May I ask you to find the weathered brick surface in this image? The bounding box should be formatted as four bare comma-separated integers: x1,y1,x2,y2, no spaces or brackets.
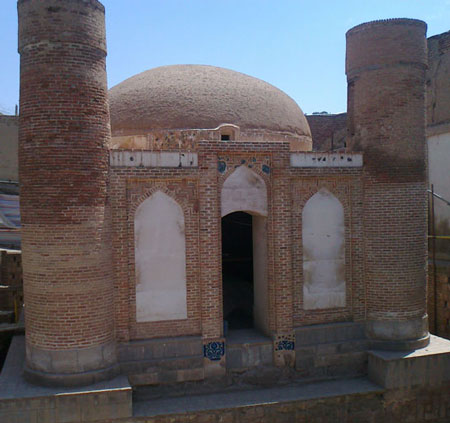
428,264,450,338
306,113,347,152
18,0,116,376
427,30,450,129
346,19,428,343
0,250,22,311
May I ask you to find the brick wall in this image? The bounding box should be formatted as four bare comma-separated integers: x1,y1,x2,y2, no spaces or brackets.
110,142,367,366
427,30,450,128
428,263,450,338
306,113,347,152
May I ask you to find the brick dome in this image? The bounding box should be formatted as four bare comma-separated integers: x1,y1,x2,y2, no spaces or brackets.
109,65,311,140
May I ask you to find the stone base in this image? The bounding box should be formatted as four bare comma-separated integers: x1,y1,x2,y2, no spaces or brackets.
365,315,429,350
369,334,430,351
23,363,120,388
295,322,369,379
0,336,132,422
118,336,204,386
368,335,450,389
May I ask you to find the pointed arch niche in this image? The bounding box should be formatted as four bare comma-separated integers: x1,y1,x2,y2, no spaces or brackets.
134,191,187,322
302,188,346,310
221,166,269,335
221,165,267,218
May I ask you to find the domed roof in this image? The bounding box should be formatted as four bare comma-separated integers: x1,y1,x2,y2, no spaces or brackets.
109,65,311,138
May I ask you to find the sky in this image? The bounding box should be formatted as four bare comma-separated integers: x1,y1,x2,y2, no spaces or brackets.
1,0,449,116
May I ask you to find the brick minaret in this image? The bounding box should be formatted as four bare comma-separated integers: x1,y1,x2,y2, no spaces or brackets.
346,19,429,349
18,0,117,385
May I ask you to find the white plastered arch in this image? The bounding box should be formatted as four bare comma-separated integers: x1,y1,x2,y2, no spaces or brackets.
134,191,187,322
221,166,267,218
302,188,346,310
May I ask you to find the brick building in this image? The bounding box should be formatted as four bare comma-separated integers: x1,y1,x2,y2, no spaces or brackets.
1,2,450,421
0,4,448,422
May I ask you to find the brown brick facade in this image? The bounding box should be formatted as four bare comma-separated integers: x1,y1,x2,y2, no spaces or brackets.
109,143,367,373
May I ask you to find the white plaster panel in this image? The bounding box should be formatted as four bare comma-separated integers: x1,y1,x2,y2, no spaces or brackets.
290,152,363,168
221,166,268,217
428,132,450,226
302,189,346,310
134,191,187,322
110,151,197,168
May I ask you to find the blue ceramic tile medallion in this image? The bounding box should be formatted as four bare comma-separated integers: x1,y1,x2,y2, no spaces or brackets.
204,341,225,361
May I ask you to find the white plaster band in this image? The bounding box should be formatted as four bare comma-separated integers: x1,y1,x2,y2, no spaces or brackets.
290,153,363,168
110,151,198,168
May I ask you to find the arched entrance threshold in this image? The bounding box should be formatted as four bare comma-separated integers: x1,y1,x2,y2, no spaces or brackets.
222,212,269,335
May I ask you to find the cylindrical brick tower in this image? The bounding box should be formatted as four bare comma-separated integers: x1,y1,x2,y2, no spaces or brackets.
346,19,429,349
18,0,117,385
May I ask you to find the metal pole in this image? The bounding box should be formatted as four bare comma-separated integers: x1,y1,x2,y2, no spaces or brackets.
431,184,437,334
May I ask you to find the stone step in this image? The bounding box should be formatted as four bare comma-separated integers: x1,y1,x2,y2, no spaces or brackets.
295,322,365,347
296,350,368,379
118,335,202,362
133,377,383,418
121,355,204,387
120,354,203,374
226,342,273,371
225,329,273,371
296,339,370,357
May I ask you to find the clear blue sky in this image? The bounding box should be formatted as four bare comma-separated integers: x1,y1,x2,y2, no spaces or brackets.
1,0,449,115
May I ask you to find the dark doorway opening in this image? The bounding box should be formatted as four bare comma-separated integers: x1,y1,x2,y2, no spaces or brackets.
222,212,254,331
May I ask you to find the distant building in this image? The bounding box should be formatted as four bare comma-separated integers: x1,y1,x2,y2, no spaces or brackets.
0,115,19,250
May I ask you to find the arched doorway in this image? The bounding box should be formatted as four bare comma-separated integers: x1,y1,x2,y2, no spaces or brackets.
221,166,269,336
